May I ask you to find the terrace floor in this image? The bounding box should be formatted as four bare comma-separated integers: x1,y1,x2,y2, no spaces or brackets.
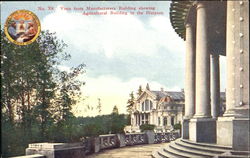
86,143,168,158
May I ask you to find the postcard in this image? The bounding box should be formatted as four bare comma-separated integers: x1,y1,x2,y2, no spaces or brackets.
1,1,249,158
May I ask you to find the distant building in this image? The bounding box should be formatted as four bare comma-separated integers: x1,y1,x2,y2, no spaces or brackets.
130,84,225,133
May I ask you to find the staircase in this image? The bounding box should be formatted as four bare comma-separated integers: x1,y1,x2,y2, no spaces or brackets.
152,138,250,158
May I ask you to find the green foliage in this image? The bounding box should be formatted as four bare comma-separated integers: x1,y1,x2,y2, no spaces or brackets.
140,124,155,132
1,27,129,157
173,123,181,130
1,29,85,157
127,91,135,115
110,114,127,134
126,114,131,125
137,85,143,96
82,123,103,137
112,105,119,114
96,98,102,115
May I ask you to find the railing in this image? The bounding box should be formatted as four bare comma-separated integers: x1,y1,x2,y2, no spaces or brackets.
82,130,180,155
23,130,180,158
100,134,118,149
125,133,147,146
82,137,92,155
154,131,179,143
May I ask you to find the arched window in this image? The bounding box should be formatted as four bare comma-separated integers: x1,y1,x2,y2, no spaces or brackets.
150,101,153,110
141,102,145,111
145,100,149,111
142,100,153,111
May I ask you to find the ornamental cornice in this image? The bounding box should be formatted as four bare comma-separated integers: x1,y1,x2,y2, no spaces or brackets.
169,1,194,40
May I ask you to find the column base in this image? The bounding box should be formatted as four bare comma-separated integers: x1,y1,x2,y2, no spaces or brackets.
189,118,216,143
223,108,249,118
182,119,190,139
217,117,250,151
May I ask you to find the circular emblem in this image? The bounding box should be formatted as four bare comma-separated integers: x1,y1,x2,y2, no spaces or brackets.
4,10,41,45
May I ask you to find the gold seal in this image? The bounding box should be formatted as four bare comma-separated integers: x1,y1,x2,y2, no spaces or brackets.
4,10,41,45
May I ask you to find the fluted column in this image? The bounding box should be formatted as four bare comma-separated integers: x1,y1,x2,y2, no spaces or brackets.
194,2,211,118
184,23,196,119
211,54,220,118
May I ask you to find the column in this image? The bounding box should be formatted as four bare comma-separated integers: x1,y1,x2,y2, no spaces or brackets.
137,115,139,126
194,2,211,118
217,0,249,150
135,114,137,126
184,23,196,119
189,2,216,143
183,21,196,139
139,114,142,125
211,54,220,118
223,0,249,117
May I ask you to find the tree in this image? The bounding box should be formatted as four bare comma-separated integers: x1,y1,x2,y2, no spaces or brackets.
55,63,85,121
1,29,86,156
137,85,143,96
146,83,150,90
127,91,135,114
112,105,119,115
96,98,102,115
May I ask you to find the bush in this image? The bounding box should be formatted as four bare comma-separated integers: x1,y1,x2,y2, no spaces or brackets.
173,123,181,130
140,124,155,132
83,123,103,137
110,114,127,134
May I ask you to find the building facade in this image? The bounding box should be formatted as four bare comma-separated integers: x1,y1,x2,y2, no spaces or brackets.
130,85,226,133
131,86,185,132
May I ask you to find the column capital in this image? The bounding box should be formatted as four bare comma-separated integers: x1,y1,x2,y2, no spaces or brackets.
211,54,220,59
196,2,207,10
185,23,192,28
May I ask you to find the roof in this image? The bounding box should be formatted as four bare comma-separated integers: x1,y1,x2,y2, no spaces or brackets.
165,91,185,101
151,91,167,99
149,90,225,102
151,91,184,101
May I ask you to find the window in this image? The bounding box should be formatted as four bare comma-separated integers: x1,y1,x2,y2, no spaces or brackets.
145,100,149,111
163,117,167,126
145,114,149,124
142,99,152,111
141,102,145,111
158,117,161,126
150,101,153,110
171,116,175,126
142,115,145,124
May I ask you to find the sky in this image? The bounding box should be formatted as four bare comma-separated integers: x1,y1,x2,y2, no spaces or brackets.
1,1,226,116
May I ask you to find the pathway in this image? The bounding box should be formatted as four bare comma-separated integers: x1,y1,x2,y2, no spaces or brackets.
86,143,168,158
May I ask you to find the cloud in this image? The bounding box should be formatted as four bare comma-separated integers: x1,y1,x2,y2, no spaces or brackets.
73,74,181,117
41,5,186,117
42,5,184,58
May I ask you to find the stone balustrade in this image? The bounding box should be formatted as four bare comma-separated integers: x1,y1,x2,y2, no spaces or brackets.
154,131,179,143
125,133,147,146
17,130,180,158
99,134,119,149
